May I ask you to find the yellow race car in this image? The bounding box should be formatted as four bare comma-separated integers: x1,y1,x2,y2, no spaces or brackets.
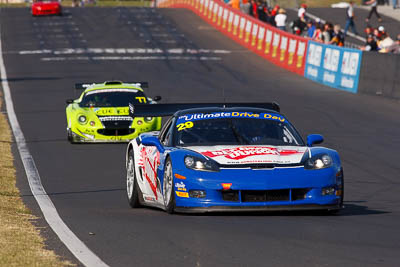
66,81,161,143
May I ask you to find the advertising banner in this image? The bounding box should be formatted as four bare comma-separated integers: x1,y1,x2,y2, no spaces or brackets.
157,0,307,76
304,41,362,93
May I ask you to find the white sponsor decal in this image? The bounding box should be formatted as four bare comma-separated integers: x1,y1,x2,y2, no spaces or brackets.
245,21,252,33
323,48,340,72
307,43,322,67
288,39,297,53
280,36,288,50
297,41,306,56
175,182,186,189
223,8,228,20
341,51,359,76
272,33,280,47
218,5,223,17
190,145,306,165
258,27,265,39
307,66,318,77
323,71,335,83
265,30,272,42
233,14,239,26
252,24,258,35
341,76,354,88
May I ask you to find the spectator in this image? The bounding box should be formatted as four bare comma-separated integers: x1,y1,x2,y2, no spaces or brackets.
228,0,240,10
240,0,251,15
361,35,379,51
329,24,345,46
364,25,374,38
365,0,382,22
393,0,398,9
385,34,400,53
378,32,395,51
322,23,333,43
257,0,268,23
275,8,287,31
249,0,257,17
313,24,323,42
373,27,383,41
306,20,316,38
298,3,307,22
344,1,359,36
268,4,279,25
291,18,306,35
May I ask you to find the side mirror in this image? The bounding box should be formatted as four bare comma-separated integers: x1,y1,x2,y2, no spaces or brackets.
66,99,74,104
141,136,165,153
307,134,324,147
153,96,162,101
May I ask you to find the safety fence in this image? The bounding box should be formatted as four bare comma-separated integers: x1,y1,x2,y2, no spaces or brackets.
157,0,369,95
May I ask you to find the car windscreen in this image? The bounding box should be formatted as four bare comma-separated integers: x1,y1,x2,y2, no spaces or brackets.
79,89,147,107
175,111,304,146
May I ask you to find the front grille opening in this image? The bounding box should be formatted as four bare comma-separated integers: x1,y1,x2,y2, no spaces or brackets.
221,190,239,202
97,128,135,136
241,189,290,202
292,188,311,201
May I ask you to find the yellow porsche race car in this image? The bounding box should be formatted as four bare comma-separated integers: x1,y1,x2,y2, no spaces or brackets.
66,81,162,143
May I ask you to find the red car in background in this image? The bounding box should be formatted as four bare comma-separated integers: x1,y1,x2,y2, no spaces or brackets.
32,0,62,16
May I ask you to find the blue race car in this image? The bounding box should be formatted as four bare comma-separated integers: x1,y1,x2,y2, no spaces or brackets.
125,103,344,213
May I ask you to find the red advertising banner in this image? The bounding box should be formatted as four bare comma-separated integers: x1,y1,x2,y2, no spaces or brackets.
157,0,307,75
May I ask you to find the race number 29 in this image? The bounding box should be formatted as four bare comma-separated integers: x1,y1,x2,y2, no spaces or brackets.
176,121,194,131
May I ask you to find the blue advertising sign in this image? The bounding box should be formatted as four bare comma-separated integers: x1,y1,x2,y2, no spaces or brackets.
304,41,362,93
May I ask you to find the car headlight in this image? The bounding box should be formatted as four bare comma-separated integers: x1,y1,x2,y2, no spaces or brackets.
304,154,332,170
78,115,87,124
184,156,219,172
144,117,153,122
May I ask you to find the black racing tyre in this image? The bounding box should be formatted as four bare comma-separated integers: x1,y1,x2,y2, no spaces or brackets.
163,158,175,214
67,129,72,142
126,150,142,208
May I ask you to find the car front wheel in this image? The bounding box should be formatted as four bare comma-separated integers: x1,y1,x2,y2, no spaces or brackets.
163,159,175,214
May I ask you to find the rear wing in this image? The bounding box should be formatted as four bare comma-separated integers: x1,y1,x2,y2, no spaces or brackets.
75,81,149,90
129,102,280,118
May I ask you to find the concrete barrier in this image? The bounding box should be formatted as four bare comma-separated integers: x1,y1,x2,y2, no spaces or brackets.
358,52,400,99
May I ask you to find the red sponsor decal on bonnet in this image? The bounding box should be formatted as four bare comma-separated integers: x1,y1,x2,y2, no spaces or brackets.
201,146,301,160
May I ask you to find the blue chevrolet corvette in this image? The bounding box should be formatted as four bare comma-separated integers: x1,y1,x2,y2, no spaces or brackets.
125,103,344,213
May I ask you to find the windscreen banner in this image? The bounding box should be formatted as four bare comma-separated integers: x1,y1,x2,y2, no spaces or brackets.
304,41,362,93
156,0,307,76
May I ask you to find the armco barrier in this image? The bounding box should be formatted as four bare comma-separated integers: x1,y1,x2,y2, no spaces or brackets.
157,0,307,76
358,52,400,99
304,41,362,94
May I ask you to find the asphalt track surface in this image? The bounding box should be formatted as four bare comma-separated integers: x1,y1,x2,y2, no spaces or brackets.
1,7,400,267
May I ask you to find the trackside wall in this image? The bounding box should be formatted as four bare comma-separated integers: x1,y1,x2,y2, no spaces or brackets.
304,41,362,94
156,0,369,96
158,0,307,75
358,52,400,99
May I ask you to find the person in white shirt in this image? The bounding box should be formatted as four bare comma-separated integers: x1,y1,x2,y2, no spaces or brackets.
365,0,382,22
344,1,358,36
298,3,306,22
275,8,287,31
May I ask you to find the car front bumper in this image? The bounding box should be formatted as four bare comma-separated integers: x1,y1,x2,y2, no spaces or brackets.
172,166,343,212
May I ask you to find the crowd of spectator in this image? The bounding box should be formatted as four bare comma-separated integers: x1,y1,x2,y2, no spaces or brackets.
227,0,289,31
361,25,400,53
225,0,399,53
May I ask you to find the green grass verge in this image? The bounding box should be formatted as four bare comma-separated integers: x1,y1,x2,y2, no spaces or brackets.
0,94,74,266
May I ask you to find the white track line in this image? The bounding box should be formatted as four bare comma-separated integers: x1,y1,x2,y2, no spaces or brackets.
0,11,109,267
